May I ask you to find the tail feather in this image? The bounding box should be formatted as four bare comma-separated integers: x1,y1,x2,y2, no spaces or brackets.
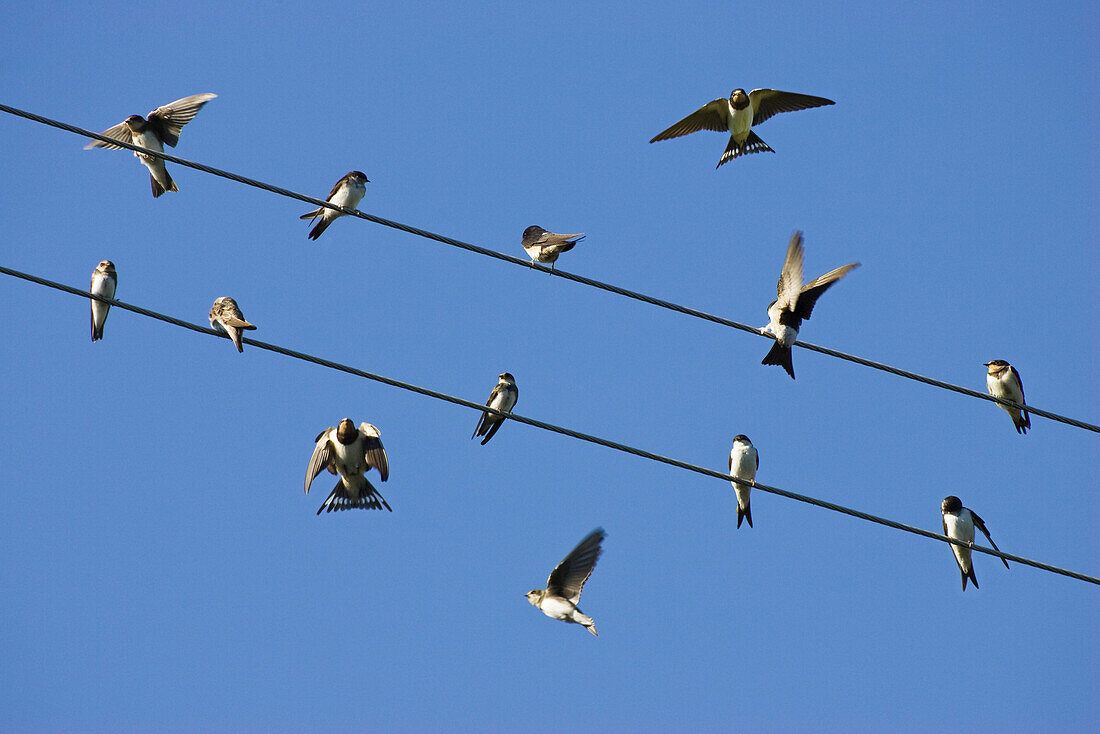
717,130,774,168
737,503,753,529
761,341,795,379
316,478,392,515
962,567,978,591
307,217,332,241
586,623,598,637
150,171,178,198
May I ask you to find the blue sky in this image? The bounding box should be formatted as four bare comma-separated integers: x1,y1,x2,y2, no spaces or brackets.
1,2,1097,731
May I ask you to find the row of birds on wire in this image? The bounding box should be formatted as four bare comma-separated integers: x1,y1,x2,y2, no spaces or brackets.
74,87,1033,634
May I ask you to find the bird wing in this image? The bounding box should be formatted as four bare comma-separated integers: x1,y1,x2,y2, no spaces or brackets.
748,89,835,126
775,231,806,311
649,99,730,142
146,93,217,147
546,528,606,604
323,176,349,202
304,433,335,493
969,509,1011,570
358,423,389,482
795,262,860,320
84,120,134,150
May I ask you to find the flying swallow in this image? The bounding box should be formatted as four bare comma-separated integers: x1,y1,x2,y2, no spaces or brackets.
940,496,1010,591
90,260,117,342
305,418,391,514
300,171,369,240
208,297,257,353
649,88,834,168
760,231,859,379
728,435,759,529
85,93,217,197
526,528,605,636
472,372,518,445
984,360,1030,434
521,226,585,270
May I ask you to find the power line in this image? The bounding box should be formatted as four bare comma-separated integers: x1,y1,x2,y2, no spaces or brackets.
1,103,1095,434
2,263,1095,587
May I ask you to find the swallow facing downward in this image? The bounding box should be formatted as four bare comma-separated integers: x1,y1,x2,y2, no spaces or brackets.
300,171,369,240
941,496,1010,591
760,232,859,379
85,93,217,197
208,297,257,353
90,260,117,342
526,528,605,636
984,360,1030,434
729,435,759,529
649,88,834,168
472,372,518,445
305,419,391,514
521,226,585,270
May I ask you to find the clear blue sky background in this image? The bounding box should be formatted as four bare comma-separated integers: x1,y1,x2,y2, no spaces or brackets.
1,2,1097,732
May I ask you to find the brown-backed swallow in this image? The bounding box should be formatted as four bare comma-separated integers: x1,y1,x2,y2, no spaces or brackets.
984,360,1030,434
521,226,585,270
472,372,518,445
90,260,117,342
300,171,369,240
209,297,257,353
526,528,605,636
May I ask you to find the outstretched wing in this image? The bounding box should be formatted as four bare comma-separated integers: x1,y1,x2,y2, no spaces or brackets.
147,93,218,147
649,99,729,143
776,231,805,310
795,262,860,320
304,433,334,493
359,423,390,481
547,528,606,604
748,89,834,126
84,120,134,150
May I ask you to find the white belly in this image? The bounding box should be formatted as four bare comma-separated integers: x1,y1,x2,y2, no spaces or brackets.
729,104,754,141
539,596,576,621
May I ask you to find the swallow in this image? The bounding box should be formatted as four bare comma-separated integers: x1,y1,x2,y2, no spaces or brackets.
300,171,369,240
89,260,117,342
940,496,1010,591
728,435,759,529
984,360,1030,434
85,93,217,197
526,528,605,636
208,297,257,353
649,88,834,168
472,372,518,445
760,231,859,379
305,419,391,514
521,225,585,270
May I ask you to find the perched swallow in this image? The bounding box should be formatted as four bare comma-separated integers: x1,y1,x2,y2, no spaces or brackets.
85,93,217,197
472,372,518,445
941,496,1010,591
526,528,605,636
984,360,1030,434
521,225,585,270
649,88,834,168
300,171,369,240
208,297,257,353
728,435,759,529
305,419,391,514
89,260,117,342
760,232,859,379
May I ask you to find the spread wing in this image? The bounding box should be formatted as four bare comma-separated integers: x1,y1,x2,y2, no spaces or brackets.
969,510,1011,570
359,423,389,481
546,528,605,604
649,99,730,143
795,262,860,320
748,89,835,126
84,120,134,150
304,432,335,493
775,231,805,311
146,93,217,147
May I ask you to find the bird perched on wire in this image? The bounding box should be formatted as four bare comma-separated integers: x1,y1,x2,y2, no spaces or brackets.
728,435,758,529
300,171,369,240
90,260,117,342
305,419,391,514
940,496,1010,591
526,528,605,636
760,232,859,379
209,297,257,353
472,372,518,445
85,93,217,197
984,360,1030,434
649,88,833,168
521,225,584,270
